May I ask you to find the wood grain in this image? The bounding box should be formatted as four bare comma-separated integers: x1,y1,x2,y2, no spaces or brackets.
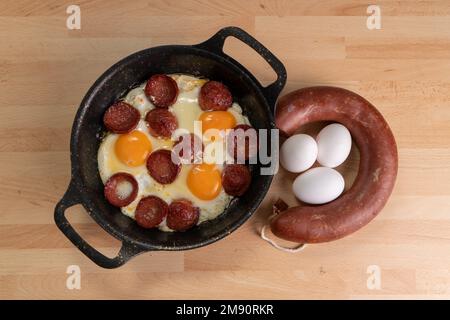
0,0,449,299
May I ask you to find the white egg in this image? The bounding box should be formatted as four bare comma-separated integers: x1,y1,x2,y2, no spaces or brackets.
292,167,345,204
316,123,352,168
280,134,318,173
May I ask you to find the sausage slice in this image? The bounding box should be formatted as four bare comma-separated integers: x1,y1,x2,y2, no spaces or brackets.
167,199,200,231
103,101,140,134
145,108,178,138
104,172,138,207
226,124,258,162
135,195,169,229
222,164,251,196
146,149,181,184
199,81,232,111
173,133,203,164
144,74,179,108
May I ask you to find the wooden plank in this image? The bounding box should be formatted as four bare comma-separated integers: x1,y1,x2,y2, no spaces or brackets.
2,1,450,17
1,0,449,300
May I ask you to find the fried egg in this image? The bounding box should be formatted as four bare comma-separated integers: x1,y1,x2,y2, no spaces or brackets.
98,74,251,231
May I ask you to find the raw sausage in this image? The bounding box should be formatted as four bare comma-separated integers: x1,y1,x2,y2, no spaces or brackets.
135,195,169,229
226,124,258,162
144,74,179,108
222,164,251,196
199,81,232,111
167,199,200,231
146,149,181,184
271,86,398,243
103,101,140,134
145,108,178,138
104,172,138,207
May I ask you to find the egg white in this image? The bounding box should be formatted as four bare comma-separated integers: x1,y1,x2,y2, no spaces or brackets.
98,74,250,231
124,83,154,116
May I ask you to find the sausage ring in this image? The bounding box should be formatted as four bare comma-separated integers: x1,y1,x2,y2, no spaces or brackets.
271,86,398,243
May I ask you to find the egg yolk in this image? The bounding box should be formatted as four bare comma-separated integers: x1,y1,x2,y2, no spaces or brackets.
115,130,152,167
187,163,222,200
199,111,236,141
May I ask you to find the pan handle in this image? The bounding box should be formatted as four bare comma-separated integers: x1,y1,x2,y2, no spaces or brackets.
54,180,145,269
195,26,287,108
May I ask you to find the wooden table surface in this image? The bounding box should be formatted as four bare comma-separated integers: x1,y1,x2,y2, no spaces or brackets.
1,0,450,299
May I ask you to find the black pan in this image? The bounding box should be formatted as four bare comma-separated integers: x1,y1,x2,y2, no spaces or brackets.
54,26,286,268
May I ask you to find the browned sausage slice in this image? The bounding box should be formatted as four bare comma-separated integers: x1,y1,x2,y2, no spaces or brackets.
104,172,138,207
222,164,251,196
167,199,200,231
146,149,181,184
144,74,179,108
271,86,398,243
199,81,232,111
226,124,258,162
135,195,169,229
103,101,140,134
145,108,178,138
173,133,203,164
